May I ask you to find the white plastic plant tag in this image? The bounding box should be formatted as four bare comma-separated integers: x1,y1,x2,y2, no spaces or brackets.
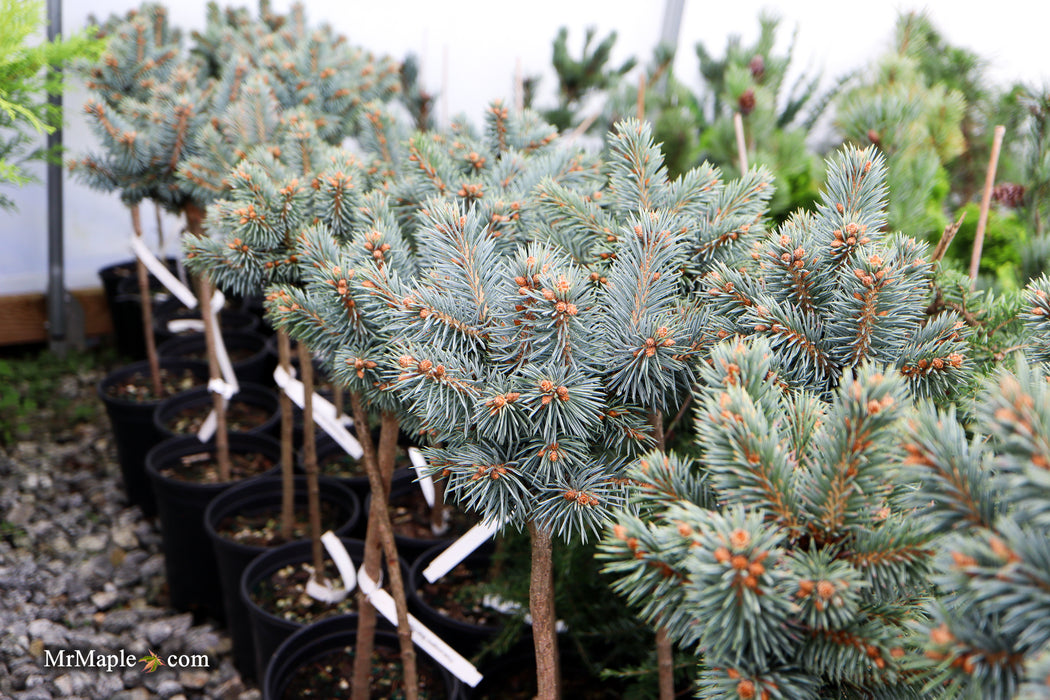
422,518,504,583
168,319,205,334
208,325,239,395
357,566,482,687
208,377,237,400
320,531,358,590
407,447,436,508
129,235,197,308
307,531,355,604
197,408,218,443
305,577,348,604
210,289,225,313
273,367,363,460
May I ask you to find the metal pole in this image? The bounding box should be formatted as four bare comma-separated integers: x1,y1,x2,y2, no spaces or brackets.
46,0,66,353
659,0,686,50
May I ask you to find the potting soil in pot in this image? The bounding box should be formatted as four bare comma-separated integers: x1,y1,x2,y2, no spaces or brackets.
214,500,347,548
103,366,201,402
390,489,477,541
163,399,272,435
159,450,276,483
415,559,512,629
251,560,358,625
281,644,448,699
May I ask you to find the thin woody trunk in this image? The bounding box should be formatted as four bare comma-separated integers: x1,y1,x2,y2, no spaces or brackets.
352,409,399,700
297,343,324,575
277,331,295,538
650,410,674,700
186,202,230,480
130,204,161,396
197,274,230,480
430,475,447,534
529,521,561,700
350,393,418,700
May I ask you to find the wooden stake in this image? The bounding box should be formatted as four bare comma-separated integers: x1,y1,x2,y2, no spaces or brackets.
931,212,967,264
130,204,162,396
734,112,748,174
969,125,1006,287
637,72,646,121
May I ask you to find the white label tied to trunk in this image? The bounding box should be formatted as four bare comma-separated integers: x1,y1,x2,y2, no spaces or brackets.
197,290,238,443
129,235,198,309
273,366,363,459
407,447,436,508
422,518,505,584
318,532,483,687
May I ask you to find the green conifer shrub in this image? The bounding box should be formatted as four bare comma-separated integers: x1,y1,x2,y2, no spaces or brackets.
901,358,1050,699
601,336,935,699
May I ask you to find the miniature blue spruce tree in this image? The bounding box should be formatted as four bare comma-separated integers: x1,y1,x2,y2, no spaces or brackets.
601,336,936,698
902,358,1050,699
701,145,972,403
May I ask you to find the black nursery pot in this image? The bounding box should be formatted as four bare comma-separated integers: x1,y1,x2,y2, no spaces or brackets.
158,329,274,386
240,537,408,678
263,617,458,700
409,542,511,659
111,270,184,359
97,358,208,517
367,482,473,565
154,305,260,345
203,475,362,682
144,432,282,621
153,382,281,441
310,433,416,509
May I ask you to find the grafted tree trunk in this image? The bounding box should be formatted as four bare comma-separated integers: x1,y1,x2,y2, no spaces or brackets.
350,394,417,700
651,410,674,700
297,344,323,574
529,521,561,700
276,331,294,538
130,204,161,396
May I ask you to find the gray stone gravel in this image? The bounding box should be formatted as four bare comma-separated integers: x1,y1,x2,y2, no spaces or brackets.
0,365,256,700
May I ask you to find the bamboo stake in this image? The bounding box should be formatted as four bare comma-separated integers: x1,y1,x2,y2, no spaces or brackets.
565,112,599,144
637,72,646,121
734,112,748,174
130,204,162,396
969,125,1006,287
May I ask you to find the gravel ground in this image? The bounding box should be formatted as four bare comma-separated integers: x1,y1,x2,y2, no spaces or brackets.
0,354,257,700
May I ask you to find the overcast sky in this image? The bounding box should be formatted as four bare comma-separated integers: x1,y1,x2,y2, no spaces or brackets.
4,0,1048,293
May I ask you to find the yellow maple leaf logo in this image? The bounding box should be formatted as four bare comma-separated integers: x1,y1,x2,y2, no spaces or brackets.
139,649,165,673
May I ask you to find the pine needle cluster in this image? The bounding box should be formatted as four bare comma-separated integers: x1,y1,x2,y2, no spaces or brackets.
601,336,936,699
902,359,1050,699
701,146,971,402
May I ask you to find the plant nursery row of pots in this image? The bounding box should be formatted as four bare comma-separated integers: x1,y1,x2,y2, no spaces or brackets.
43,1,1050,698
95,283,528,697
